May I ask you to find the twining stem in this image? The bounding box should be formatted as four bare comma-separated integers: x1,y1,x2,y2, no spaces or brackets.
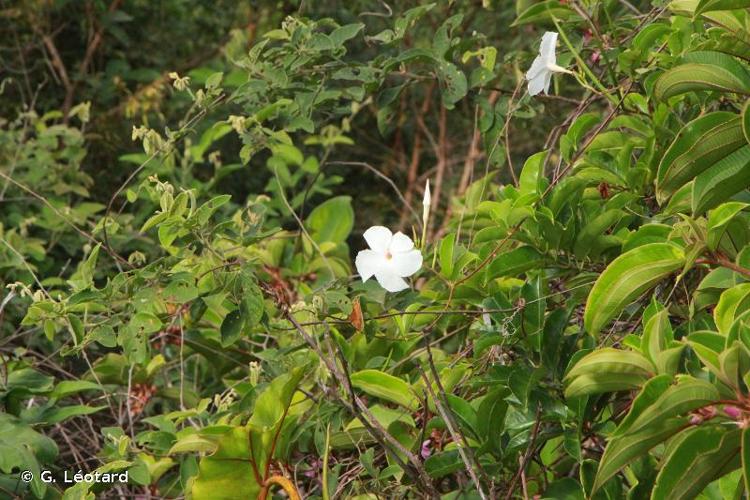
258,475,302,500
552,16,613,100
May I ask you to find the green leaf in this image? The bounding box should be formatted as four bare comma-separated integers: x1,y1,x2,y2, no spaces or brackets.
248,367,306,433
168,433,218,455
642,309,672,365
655,112,744,203
707,202,748,251
220,309,243,347
439,233,456,279
190,427,260,500
49,380,102,399
39,405,106,425
593,377,720,492
486,246,544,281
654,51,750,100
692,145,750,214
350,370,418,410
695,0,750,14
330,23,365,46
512,0,576,26
714,283,750,333
240,274,265,329
435,61,467,108
307,196,354,244
519,151,547,196
743,99,750,144
564,349,654,398
425,450,464,478
583,243,685,337
129,311,162,334
573,209,623,259
652,425,741,500
476,389,508,454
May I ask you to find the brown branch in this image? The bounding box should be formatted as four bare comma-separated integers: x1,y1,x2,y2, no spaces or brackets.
696,257,750,279
504,404,543,500
62,0,123,120
429,105,449,239
285,313,440,498
399,83,435,230
418,332,492,499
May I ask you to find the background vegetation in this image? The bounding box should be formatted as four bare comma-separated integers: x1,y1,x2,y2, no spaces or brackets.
3,0,750,498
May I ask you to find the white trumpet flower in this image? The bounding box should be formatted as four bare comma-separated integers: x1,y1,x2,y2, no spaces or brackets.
526,31,572,97
355,226,423,292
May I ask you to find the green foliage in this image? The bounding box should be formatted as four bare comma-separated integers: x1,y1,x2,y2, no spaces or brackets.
7,0,750,498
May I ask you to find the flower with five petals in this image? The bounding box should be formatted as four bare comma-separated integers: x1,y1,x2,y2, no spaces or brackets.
355,226,423,292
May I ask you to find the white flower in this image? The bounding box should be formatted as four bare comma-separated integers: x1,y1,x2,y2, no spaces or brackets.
423,180,431,212
355,226,423,292
526,32,572,97
421,180,431,246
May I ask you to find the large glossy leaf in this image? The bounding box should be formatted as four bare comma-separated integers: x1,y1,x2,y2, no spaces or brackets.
351,369,418,410
655,112,743,203
191,368,306,499
593,377,720,492
189,427,259,500
695,0,750,14
584,243,685,337
654,51,750,100
714,283,750,333
651,425,741,500
692,145,750,214
564,349,654,398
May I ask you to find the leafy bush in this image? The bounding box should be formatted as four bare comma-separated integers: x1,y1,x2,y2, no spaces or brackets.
6,0,750,499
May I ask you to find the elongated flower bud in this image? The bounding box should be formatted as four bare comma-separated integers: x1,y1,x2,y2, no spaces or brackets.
421,180,431,248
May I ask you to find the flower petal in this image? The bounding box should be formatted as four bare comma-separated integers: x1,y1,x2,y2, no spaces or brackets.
363,226,392,253
391,249,423,277
526,55,546,81
390,231,415,253
355,249,385,281
374,272,410,292
540,32,558,60
543,72,553,94
528,72,548,97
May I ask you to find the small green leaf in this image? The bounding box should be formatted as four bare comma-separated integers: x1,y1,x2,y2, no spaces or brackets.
486,246,544,281
220,310,243,347
707,202,748,251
